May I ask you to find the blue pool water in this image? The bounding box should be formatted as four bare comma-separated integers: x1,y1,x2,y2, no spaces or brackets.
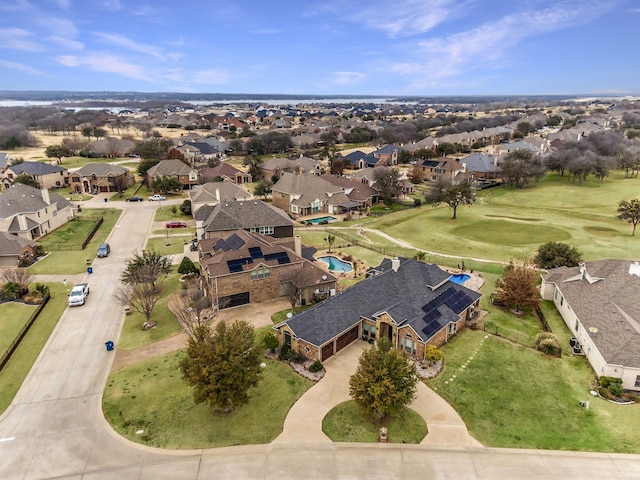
318,255,353,272
450,273,470,285
308,216,337,225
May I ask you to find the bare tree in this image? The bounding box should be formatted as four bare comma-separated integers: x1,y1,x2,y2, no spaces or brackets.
114,280,164,329
1,268,33,295
280,266,309,314
172,285,215,336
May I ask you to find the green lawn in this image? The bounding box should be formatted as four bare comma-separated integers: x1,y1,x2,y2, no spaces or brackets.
144,237,186,255
30,209,122,275
116,274,183,350
323,401,427,443
0,283,69,414
103,351,313,448
153,204,191,222
271,304,314,324
365,171,640,263
0,303,38,354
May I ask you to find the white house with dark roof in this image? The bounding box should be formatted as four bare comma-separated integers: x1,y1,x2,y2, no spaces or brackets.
541,260,640,391
0,184,73,240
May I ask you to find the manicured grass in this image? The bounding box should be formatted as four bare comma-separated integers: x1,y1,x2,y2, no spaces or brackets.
29,209,122,275
116,274,183,350
366,171,640,263
0,283,68,414
482,307,542,347
153,204,191,222
102,351,313,448
427,329,640,452
271,304,314,324
323,401,427,443
144,237,186,255
0,302,38,354
59,156,122,169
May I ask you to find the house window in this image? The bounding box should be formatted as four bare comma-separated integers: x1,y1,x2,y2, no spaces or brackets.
448,322,457,334
251,266,271,280
405,338,416,354
250,226,274,236
635,375,640,388
575,319,579,333
560,296,564,306
72,177,80,182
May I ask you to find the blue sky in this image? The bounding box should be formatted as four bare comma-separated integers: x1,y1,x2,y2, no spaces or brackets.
0,0,638,96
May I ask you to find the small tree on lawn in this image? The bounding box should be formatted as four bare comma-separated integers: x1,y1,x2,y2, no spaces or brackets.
263,330,279,353
534,241,582,269
324,234,335,253
178,256,199,275
181,319,261,413
493,260,541,313
349,338,417,422
1,268,33,296
617,198,640,236
424,179,475,220
254,179,272,200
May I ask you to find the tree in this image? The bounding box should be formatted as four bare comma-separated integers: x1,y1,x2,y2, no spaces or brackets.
373,167,403,200
13,174,39,189
424,179,475,220
516,121,533,136
324,234,335,253
151,175,181,193
45,145,73,164
407,165,424,184
178,256,199,275
242,154,261,178
121,250,171,288
500,149,547,188
263,330,279,353
180,199,192,216
115,280,164,329
180,320,261,413
349,338,417,422
137,158,160,177
133,137,170,159
330,157,344,175
254,179,272,200
534,242,582,269
493,260,541,312
617,198,640,236
1,268,33,296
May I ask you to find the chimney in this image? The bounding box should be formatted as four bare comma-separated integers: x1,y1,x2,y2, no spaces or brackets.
294,235,302,257
17,214,28,231
41,188,50,205
391,257,400,272
579,262,586,279
215,188,220,202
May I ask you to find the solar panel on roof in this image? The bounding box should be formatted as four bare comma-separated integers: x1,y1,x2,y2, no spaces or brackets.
224,233,245,251
277,256,290,265
248,246,263,259
227,262,244,273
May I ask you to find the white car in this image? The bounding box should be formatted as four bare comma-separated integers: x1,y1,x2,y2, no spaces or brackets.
148,194,166,201
68,283,90,306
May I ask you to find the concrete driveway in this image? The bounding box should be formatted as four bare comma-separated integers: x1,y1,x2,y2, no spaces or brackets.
1,201,640,479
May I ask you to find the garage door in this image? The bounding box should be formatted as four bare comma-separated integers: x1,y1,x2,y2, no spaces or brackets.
321,343,334,361
335,325,359,353
219,292,250,309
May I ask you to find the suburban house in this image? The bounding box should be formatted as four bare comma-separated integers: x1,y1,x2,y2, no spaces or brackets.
0,152,12,170
69,164,133,194
272,173,361,217
0,184,74,240
0,231,38,267
341,150,381,169
275,257,482,362
195,199,294,242
199,229,336,309
540,260,640,392
146,159,198,190
459,153,501,180
199,163,252,185
258,155,322,180
2,162,69,190
372,144,400,166
321,175,379,207
189,182,252,214
418,157,464,183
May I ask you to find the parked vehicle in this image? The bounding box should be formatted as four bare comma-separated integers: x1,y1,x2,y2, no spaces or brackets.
148,194,166,201
68,283,90,306
126,196,143,202
97,243,110,257
166,221,187,228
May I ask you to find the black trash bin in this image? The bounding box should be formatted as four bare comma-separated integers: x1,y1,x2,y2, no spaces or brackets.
570,337,577,347
87,267,93,274
104,197,108,202
105,341,114,351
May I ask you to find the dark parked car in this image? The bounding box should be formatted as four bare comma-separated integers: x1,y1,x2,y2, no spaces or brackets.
166,221,187,228
126,196,143,202
97,243,110,258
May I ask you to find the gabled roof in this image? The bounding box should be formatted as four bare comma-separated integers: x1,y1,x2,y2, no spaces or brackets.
184,142,219,155
7,161,67,176
0,183,72,219
190,182,251,204
543,259,640,368
320,175,376,202
459,153,500,173
72,163,129,177
374,144,399,155
199,163,246,180
272,173,351,208
147,159,195,177
0,231,36,257
283,257,481,347
202,199,293,233
258,155,319,173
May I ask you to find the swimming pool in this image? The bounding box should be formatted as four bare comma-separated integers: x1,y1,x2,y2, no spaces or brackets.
318,255,353,272
307,216,337,225
450,273,470,285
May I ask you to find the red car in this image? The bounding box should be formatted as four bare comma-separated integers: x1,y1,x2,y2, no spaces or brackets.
166,221,187,228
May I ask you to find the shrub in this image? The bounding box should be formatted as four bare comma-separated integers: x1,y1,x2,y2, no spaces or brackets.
413,198,422,207
2,281,21,300
290,350,307,364
609,382,624,397
308,360,324,373
177,257,199,275
535,332,561,356
180,200,192,216
263,331,279,352
425,345,443,364
278,344,292,361
34,283,50,297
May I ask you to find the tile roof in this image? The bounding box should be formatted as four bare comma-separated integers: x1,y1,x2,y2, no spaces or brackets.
543,259,640,368
283,257,481,347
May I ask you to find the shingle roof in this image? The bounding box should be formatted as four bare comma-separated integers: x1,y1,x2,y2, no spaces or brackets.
459,153,500,173
203,199,293,233
147,159,195,177
272,173,351,208
73,163,129,176
320,175,376,203
543,259,640,368
0,183,72,218
283,257,481,347
0,231,36,257
190,182,252,205
7,161,67,176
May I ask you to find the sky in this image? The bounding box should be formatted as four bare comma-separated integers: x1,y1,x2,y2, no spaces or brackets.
0,0,638,96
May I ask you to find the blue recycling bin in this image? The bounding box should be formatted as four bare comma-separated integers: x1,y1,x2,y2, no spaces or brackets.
105,341,114,351
104,197,108,202
87,267,93,274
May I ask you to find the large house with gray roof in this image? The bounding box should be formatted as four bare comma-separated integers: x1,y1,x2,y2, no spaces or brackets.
275,257,481,362
3,161,69,190
69,163,133,194
541,260,640,391
0,231,37,267
0,184,73,240
146,159,198,190
190,182,252,214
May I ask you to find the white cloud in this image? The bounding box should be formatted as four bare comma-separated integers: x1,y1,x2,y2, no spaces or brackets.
0,59,44,75
92,32,165,59
35,16,78,37
1,28,42,52
329,71,367,86
55,53,154,81
101,0,122,11
48,35,84,50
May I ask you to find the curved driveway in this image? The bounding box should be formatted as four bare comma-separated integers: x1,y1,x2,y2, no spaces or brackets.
1,199,639,479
